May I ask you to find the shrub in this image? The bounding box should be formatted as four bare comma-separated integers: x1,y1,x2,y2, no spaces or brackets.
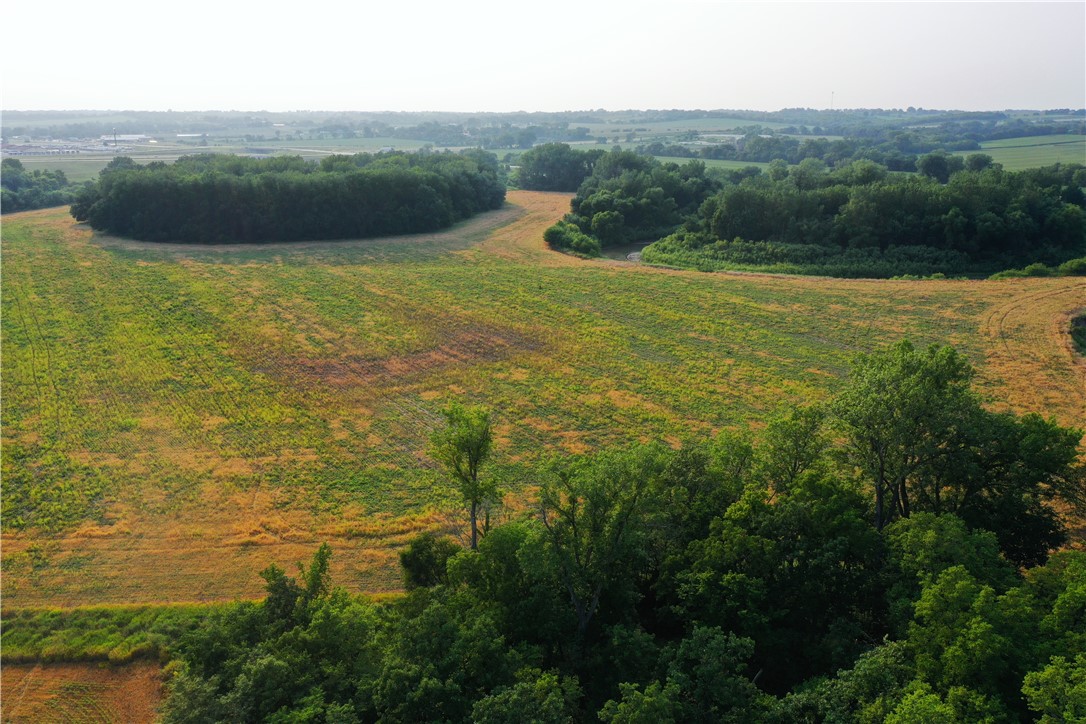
1057,257,1086,275
1023,262,1054,277
543,221,601,257
400,532,461,589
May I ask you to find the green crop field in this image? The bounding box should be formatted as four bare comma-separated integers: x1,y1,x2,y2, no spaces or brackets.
13,150,246,184
2,193,1084,608
955,134,1086,170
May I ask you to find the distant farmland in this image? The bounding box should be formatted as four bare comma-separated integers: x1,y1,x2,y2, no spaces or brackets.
11,137,438,183
13,130,1081,186
957,134,1086,170
2,192,1084,607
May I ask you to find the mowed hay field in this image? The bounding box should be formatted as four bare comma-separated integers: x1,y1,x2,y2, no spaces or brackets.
0,660,162,723
3,191,1085,608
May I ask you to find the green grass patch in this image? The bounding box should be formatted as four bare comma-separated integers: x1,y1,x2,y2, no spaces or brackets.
653,156,772,170
1,604,212,663
1072,315,1086,356
573,117,790,135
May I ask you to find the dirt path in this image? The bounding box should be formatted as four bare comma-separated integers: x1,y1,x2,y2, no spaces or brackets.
468,190,578,264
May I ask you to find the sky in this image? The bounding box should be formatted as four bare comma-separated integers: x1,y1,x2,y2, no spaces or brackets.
2,1,1083,113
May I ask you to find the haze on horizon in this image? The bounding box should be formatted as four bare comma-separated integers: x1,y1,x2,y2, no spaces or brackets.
3,1,1083,114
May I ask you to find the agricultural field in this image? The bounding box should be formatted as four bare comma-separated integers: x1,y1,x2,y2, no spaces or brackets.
573,117,791,136
2,192,1085,608
12,137,439,183
0,660,162,723
956,133,1086,170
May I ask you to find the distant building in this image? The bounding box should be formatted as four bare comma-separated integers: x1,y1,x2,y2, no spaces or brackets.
99,134,150,143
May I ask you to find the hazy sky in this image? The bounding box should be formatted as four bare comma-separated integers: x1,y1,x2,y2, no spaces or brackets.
3,1,1083,112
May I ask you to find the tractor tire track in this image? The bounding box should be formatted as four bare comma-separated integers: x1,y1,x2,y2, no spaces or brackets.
979,281,1086,426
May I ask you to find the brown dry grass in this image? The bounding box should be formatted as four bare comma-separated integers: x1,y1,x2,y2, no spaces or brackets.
1,489,447,606
979,283,1086,426
0,661,162,724
468,190,578,264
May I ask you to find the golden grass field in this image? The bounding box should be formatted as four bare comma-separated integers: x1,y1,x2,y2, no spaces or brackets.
2,191,1084,609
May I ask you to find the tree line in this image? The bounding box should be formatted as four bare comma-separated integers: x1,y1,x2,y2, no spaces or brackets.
522,144,1086,276
640,121,1083,171
158,341,1085,722
643,158,1086,277
69,150,506,243
0,158,85,213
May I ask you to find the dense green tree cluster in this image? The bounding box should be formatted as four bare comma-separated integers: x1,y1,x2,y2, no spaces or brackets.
161,342,1084,722
546,150,1086,276
69,150,506,243
516,143,606,191
641,160,1086,276
542,150,721,254
646,134,926,172
0,158,84,213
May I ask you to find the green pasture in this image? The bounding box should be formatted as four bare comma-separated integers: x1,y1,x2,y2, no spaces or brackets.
11,147,251,183
957,134,1086,170
239,137,439,151
0,604,210,664
979,134,1084,149
11,156,118,183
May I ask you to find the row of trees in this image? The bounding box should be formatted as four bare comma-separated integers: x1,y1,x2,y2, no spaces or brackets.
640,135,933,172
159,341,1084,721
643,160,1085,276
519,113,1082,187
0,158,85,213
530,145,1085,275
69,151,506,243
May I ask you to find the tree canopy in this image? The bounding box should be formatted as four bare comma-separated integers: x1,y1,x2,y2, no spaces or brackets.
157,341,1083,722
1,158,84,214
69,150,506,243
641,161,1086,277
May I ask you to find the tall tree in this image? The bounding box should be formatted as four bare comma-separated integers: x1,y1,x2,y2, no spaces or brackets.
831,340,976,531
831,340,1082,563
430,403,496,550
538,445,665,639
